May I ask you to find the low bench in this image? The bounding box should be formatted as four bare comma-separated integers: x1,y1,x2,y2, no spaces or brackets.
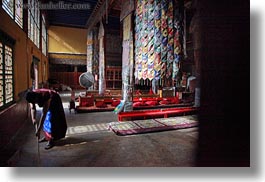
118,107,198,121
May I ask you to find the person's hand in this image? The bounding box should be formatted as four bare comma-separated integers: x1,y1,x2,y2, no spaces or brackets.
35,129,40,138
32,119,37,124
33,121,38,133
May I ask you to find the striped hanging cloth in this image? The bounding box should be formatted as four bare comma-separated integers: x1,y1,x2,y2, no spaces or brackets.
154,0,162,81
141,0,149,80
173,3,182,83
134,0,142,81
166,0,174,79
135,0,143,81
160,0,168,79
147,0,155,81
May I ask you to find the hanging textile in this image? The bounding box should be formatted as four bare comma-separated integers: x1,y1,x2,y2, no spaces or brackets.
166,0,174,79
135,0,143,81
161,0,168,64
160,0,168,80
172,1,184,84
147,0,155,81
154,0,162,80
141,0,148,80
134,0,183,85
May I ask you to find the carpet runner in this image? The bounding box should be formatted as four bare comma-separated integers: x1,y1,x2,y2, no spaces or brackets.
108,115,198,135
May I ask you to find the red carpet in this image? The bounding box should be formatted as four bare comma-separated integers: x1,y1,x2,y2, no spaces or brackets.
108,115,198,135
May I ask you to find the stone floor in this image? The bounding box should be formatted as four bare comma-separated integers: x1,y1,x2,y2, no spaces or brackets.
5,91,199,167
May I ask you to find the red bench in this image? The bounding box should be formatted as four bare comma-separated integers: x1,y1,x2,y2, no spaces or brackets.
118,107,197,121
79,95,94,107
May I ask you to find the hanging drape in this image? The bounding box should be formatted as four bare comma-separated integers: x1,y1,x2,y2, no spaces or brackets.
134,0,184,86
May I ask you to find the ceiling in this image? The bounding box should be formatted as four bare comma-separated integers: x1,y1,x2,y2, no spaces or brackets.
43,0,193,29
43,0,121,29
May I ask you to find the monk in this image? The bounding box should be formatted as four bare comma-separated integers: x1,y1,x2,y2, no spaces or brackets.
25,88,67,149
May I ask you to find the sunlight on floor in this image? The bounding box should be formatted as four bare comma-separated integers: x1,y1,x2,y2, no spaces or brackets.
66,123,110,136
62,141,87,147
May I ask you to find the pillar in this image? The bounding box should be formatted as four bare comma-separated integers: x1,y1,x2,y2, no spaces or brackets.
87,30,94,90
189,0,202,107
98,21,106,95
87,31,93,73
122,13,134,112
92,27,99,90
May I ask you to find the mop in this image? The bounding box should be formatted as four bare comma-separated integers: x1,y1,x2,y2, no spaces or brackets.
34,122,40,166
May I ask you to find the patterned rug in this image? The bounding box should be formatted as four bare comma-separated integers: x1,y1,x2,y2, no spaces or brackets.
108,115,198,135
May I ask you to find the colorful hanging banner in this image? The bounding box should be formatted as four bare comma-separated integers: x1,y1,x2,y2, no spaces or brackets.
147,0,155,80
133,0,183,84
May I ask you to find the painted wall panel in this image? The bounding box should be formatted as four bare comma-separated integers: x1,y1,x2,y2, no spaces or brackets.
48,26,87,54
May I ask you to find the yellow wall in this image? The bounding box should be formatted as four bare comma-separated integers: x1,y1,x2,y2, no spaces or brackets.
0,8,48,100
48,26,87,54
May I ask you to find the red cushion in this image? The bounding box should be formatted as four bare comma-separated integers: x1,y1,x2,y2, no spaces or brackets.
133,102,142,107
79,96,94,107
80,101,87,107
96,101,107,108
170,97,180,104
111,100,120,107
104,98,113,104
145,101,157,106
159,100,169,105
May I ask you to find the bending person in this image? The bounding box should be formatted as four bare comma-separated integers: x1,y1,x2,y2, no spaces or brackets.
25,88,67,150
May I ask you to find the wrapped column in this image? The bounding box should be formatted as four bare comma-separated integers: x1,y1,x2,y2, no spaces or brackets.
134,0,143,82
92,27,99,90
87,31,93,73
166,0,174,80
98,21,106,95
154,0,162,81
122,14,134,112
87,31,94,90
173,0,184,87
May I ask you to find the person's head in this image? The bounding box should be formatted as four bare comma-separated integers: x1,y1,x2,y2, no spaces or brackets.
25,91,45,107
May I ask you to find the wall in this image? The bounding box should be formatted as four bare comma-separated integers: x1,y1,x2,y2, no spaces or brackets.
0,7,48,163
0,9,27,97
48,26,88,88
48,26,87,54
0,9,48,95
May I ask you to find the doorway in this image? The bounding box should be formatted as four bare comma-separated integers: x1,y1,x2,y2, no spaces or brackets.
31,56,40,90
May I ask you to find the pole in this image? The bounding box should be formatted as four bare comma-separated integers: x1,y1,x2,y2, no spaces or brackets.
34,123,40,166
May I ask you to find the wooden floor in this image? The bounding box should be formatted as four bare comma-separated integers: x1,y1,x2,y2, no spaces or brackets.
3,91,199,167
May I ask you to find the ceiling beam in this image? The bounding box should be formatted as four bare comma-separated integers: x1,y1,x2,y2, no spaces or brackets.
86,0,115,32
49,22,87,29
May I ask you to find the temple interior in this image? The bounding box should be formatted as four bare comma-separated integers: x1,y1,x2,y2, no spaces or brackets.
0,0,249,167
